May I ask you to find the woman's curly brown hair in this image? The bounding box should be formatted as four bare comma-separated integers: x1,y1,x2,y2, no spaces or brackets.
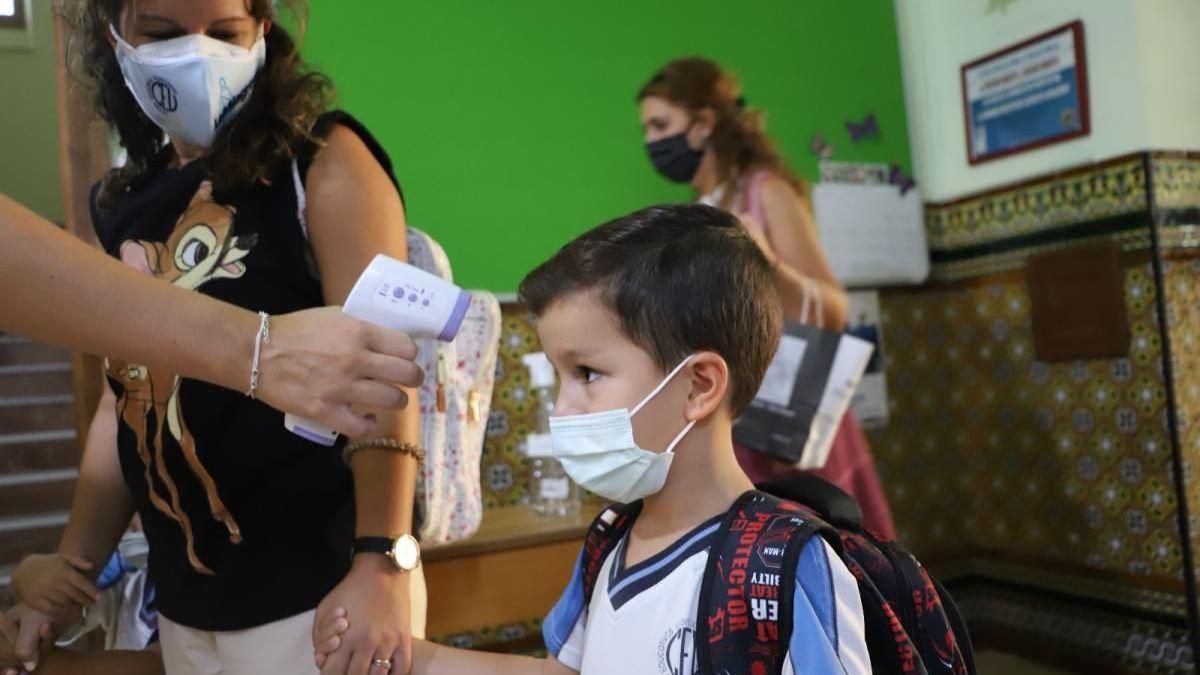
58,0,332,211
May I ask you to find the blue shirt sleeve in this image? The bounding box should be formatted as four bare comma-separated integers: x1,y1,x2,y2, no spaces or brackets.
788,538,872,674
96,550,138,591
543,544,588,658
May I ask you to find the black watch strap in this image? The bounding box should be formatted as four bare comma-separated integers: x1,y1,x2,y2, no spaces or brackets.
352,536,394,556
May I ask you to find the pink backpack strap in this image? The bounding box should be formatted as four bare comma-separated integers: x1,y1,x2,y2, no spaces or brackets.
742,170,773,226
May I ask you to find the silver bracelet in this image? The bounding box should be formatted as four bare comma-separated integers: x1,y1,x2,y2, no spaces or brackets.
247,311,271,399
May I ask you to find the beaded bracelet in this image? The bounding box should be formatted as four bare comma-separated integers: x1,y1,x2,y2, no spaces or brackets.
343,437,426,466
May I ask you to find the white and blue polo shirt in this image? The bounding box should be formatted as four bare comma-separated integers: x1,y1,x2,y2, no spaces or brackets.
544,512,871,674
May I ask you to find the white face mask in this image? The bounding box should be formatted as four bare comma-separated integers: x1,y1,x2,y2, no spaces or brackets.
111,24,267,148
548,356,697,503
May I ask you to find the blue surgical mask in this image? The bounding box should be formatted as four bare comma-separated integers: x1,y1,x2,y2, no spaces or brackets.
548,356,696,503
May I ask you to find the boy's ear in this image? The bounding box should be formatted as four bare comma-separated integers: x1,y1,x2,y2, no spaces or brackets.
684,351,730,422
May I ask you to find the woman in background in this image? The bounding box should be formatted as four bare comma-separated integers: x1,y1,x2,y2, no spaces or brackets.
635,56,896,537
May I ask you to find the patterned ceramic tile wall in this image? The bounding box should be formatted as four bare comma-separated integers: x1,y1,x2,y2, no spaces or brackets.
870,264,1183,580
925,157,1152,282
1152,154,1200,590
957,585,1194,674
480,308,602,509
1162,258,1200,587
1154,156,1200,210
925,157,1147,251
482,309,540,508
865,152,1200,671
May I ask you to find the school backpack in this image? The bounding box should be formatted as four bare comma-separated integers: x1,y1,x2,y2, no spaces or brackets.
402,229,500,543
290,155,501,545
577,477,976,675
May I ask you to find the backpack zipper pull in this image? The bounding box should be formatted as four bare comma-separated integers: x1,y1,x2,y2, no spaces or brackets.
436,349,448,413
467,389,481,424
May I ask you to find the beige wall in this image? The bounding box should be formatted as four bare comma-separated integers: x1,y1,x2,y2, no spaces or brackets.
895,0,1200,202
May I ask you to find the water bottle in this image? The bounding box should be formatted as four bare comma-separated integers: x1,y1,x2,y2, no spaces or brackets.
521,352,580,517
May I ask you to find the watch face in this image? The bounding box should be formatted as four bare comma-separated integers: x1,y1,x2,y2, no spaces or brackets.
391,534,420,570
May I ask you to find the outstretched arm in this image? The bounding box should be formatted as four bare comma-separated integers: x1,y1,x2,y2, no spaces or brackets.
0,194,421,437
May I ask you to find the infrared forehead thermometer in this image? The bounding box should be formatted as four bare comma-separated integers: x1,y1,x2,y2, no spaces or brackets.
283,254,472,446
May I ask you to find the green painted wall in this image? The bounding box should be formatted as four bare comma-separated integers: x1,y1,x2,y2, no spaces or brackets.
0,2,911,285
304,1,911,292
0,0,62,221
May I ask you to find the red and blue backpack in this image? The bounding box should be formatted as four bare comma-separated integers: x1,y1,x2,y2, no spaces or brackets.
575,477,975,675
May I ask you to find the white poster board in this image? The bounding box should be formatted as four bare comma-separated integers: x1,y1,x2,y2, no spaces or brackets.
811,183,929,288
845,290,889,428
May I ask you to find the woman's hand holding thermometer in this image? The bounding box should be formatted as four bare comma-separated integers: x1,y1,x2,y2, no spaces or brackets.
284,254,472,445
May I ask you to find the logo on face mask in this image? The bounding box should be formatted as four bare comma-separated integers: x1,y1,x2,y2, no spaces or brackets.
147,77,179,113
112,23,266,147
218,76,235,109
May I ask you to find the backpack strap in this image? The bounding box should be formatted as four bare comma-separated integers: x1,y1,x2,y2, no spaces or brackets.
291,110,405,243
543,501,641,657
697,491,836,675
756,477,973,675
857,531,968,675
756,475,865,532
930,575,976,675
840,552,931,675
581,501,642,606
742,169,771,226
291,159,309,239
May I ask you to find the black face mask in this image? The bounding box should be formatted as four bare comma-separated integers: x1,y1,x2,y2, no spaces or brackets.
646,130,703,183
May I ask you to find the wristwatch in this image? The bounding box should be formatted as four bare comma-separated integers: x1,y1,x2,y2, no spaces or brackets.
352,533,421,572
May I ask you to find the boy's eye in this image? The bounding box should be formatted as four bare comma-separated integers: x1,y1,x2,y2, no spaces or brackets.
578,367,600,384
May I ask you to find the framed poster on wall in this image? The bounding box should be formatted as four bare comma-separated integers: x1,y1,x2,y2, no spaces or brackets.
961,20,1089,165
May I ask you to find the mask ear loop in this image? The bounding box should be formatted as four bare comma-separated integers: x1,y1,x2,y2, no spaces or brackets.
631,355,700,455
109,23,134,51
799,277,812,325
810,278,825,330
663,418,698,455
630,355,695,417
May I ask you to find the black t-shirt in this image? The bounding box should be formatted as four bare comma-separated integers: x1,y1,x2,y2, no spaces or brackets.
91,112,401,631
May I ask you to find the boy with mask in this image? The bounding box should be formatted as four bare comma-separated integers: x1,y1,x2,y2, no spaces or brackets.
314,204,869,675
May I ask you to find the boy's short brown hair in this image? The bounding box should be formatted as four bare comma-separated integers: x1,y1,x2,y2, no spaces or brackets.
519,204,782,413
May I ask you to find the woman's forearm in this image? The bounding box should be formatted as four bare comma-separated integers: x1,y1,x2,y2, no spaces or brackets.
0,195,257,392
753,179,849,329
58,385,135,570
771,262,849,330
351,394,420,537
0,195,422,437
